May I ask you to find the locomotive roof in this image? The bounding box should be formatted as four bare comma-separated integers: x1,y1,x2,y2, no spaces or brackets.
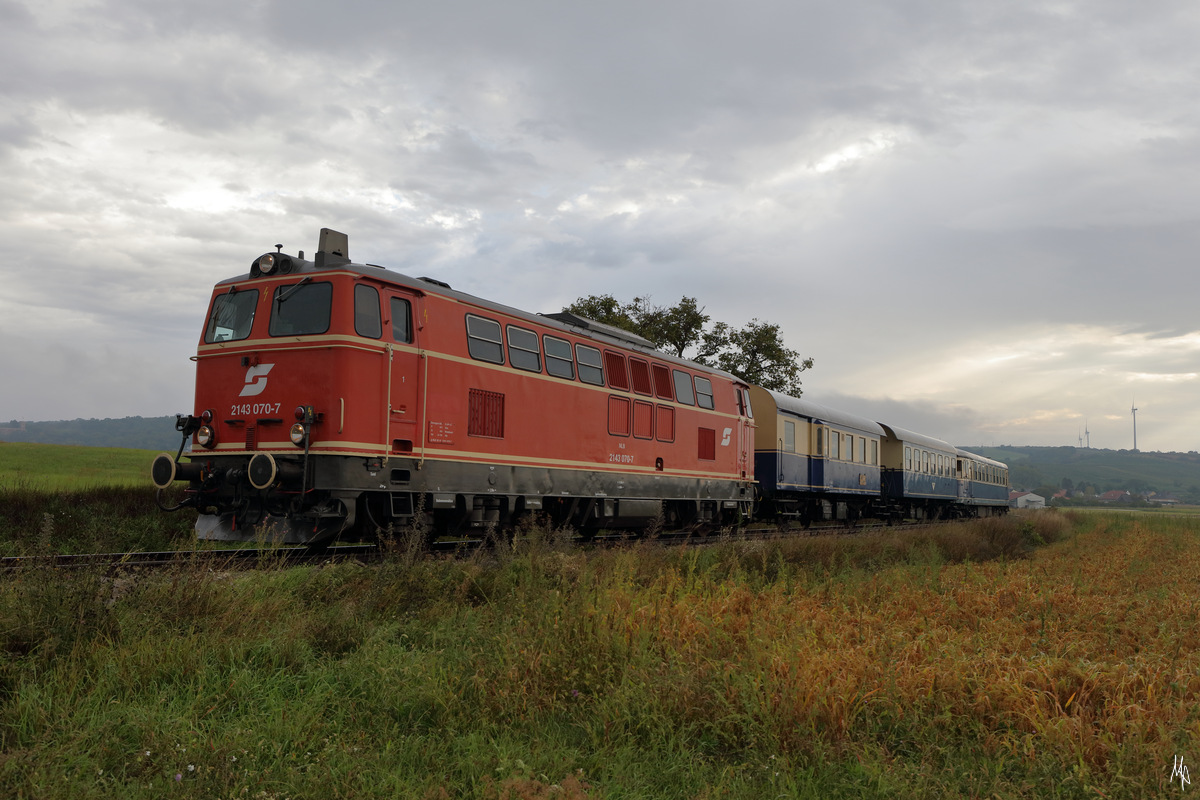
762,388,886,435
222,245,743,383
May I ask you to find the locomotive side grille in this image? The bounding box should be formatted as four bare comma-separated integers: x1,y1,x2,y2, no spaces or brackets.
698,427,716,461
245,425,257,450
468,389,505,438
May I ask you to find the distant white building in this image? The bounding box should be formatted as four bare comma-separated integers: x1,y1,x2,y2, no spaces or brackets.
1009,491,1046,509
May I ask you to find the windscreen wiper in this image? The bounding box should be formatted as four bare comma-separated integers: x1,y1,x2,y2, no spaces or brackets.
275,277,312,304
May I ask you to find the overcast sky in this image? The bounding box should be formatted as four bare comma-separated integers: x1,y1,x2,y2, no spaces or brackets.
3,0,1198,452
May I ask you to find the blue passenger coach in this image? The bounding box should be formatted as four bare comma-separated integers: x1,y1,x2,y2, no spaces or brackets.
879,424,961,520
749,386,884,524
955,449,1010,516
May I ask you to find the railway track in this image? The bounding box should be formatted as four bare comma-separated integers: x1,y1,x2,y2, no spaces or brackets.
1,515,964,572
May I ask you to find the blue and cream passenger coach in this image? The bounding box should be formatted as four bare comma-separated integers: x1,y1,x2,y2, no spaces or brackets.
748,386,885,524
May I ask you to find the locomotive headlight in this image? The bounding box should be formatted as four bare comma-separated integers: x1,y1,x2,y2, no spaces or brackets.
256,253,277,275
289,423,307,446
196,425,216,449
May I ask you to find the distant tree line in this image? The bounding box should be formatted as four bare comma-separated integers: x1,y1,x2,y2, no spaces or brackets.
0,417,180,451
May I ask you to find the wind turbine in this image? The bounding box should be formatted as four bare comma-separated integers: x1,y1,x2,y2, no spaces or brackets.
1131,399,1138,451
1085,420,1090,449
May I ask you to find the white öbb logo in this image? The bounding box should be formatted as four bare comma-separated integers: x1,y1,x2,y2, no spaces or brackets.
239,364,275,397
721,427,732,446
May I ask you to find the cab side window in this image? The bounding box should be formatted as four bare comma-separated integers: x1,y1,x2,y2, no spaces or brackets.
391,298,412,343
355,285,382,339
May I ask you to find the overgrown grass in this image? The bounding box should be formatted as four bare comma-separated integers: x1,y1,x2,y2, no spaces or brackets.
0,484,196,555
0,510,1195,798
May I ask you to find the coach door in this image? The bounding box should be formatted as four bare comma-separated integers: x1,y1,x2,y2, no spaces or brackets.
384,290,423,459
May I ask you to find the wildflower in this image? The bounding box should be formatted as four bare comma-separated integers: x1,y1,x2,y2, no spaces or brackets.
188,765,195,772
175,774,182,782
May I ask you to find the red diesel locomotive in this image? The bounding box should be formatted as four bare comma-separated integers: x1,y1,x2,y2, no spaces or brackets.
152,229,756,544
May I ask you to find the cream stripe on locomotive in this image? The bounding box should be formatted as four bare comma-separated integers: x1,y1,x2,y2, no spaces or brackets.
207,440,740,481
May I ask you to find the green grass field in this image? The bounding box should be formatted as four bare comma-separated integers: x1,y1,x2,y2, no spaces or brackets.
0,442,166,490
1,509,1196,798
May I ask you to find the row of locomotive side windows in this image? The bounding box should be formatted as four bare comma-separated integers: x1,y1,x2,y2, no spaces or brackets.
464,313,716,410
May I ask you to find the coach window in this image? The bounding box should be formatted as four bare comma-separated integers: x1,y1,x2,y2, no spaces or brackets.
870,440,878,465
544,336,574,379
466,314,504,364
270,281,332,336
694,376,715,409
506,326,541,372
673,370,695,405
354,285,382,339
846,435,854,462
815,427,825,456
651,364,674,400
858,437,866,464
604,351,630,391
204,288,259,343
784,420,795,452
576,344,604,385
829,430,840,460
390,298,412,343
904,446,911,470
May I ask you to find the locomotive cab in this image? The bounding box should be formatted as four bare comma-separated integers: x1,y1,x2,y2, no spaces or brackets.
153,229,425,544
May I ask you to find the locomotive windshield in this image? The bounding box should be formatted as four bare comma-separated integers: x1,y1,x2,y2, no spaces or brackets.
269,281,332,336
204,288,259,343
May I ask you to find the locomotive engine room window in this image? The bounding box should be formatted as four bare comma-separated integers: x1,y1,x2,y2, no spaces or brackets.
506,326,541,372
604,351,630,391
354,284,382,339
204,288,259,343
672,370,695,405
390,297,412,343
694,376,714,409
544,335,575,379
576,344,604,385
466,315,504,364
652,364,674,400
629,358,652,395
784,420,795,452
269,281,332,336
